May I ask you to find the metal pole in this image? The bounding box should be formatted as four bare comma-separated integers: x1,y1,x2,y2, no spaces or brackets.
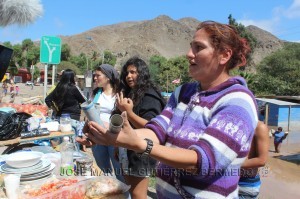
102,50,104,64
86,57,89,70
52,65,55,86
43,64,48,103
31,65,34,82
86,36,103,65
265,104,269,126
167,72,169,94
288,105,291,131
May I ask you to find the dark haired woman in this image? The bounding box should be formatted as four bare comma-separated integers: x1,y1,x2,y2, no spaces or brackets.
45,69,86,148
45,69,86,120
114,57,166,199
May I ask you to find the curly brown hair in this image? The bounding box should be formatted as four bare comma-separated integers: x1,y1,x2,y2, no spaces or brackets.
197,21,251,71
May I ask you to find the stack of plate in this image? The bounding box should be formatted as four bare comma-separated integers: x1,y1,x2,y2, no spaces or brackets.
0,159,55,184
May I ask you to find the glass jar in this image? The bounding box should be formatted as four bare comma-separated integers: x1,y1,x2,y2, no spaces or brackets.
60,113,72,132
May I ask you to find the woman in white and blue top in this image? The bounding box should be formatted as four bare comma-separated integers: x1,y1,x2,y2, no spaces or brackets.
91,64,124,182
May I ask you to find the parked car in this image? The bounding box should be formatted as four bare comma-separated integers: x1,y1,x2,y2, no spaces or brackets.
25,81,34,86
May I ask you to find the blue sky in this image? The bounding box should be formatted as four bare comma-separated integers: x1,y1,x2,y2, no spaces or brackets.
1,0,300,44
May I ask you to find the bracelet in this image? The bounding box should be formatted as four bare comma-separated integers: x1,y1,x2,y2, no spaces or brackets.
136,138,153,158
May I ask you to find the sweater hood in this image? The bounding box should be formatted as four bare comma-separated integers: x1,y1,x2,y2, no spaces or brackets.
200,76,248,95
231,76,248,87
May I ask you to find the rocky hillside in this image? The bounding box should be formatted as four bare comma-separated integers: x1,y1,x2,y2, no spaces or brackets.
59,15,284,70
245,25,284,71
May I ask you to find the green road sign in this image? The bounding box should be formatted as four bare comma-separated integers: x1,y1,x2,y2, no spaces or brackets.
40,36,61,64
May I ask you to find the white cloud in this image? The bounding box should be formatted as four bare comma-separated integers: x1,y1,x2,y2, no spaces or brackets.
238,19,278,33
284,0,300,18
237,0,300,38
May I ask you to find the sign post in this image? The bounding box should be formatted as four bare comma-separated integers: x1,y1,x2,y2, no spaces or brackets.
40,36,61,102
30,65,34,82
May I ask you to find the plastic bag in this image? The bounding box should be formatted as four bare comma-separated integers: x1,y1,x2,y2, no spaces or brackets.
19,176,130,199
20,177,85,199
85,176,130,199
26,117,41,131
0,111,31,140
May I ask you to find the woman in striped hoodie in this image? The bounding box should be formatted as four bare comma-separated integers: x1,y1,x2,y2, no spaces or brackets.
78,21,258,199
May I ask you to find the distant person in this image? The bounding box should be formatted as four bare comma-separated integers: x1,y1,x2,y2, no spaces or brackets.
239,121,270,198
273,127,287,153
9,83,14,94
15,85,19,96
9,84,15,103
9,78,14,85
2,82,8,96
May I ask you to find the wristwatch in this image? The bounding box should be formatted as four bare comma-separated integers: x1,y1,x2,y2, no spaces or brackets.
136,138,153,158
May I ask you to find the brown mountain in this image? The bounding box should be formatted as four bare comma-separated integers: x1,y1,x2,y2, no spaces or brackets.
245,25,284,71
59,15,284,70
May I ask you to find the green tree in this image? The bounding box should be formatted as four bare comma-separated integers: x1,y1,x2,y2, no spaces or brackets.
21,39,35,68
103,50,116,66
228,14,257,70
57,61,82,75
153,56,190,92
91,51,98,61
230,69,255,90
253,43,300,95
228,14,257,52
6,44,22,75
69,53,88,74
33,67,40,80
61,43,71,61
2,42,13,49
149,55,167,84
12,44,22,68
27,46,40,66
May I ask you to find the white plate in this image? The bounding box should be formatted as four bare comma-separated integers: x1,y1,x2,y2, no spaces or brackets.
21,163,55,180
21,173,52,182
0,159,51,175
5,151,43,168
20,174,54,185
1,160,43,172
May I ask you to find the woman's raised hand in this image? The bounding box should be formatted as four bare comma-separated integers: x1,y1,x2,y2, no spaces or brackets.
116,92,134,113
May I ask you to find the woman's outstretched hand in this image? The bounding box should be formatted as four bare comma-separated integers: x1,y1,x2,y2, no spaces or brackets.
78,111,141,151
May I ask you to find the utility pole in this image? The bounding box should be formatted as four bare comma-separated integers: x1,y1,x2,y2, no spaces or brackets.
86,36,104,64
30,64,34,82
167,72,169,94
102,50,104,64
86,56,89,70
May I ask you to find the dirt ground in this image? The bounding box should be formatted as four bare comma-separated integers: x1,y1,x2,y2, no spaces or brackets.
260,135,300,199
1,83,300,199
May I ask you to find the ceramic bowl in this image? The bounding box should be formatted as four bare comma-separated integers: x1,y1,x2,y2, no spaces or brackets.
5,151,43,168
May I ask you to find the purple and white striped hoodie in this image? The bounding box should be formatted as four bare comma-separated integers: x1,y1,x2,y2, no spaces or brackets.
146,77,258,199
